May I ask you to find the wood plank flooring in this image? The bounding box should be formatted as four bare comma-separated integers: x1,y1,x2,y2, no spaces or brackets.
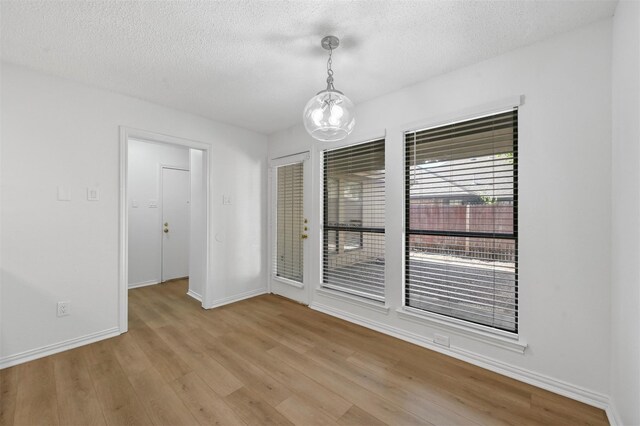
0,280,608,425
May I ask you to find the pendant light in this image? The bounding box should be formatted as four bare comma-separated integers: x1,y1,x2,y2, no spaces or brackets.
303,35,355,142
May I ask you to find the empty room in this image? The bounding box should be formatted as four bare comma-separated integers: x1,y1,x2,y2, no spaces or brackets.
1,0,638,425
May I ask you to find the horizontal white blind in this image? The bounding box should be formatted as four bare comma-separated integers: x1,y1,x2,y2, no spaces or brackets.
323,139,385,301
275,162,303,283
405,110,518,332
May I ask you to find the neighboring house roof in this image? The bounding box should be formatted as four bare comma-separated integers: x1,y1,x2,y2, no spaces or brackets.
410,156,514,201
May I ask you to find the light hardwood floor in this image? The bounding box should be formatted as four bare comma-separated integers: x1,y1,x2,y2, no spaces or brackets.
1,280,608,425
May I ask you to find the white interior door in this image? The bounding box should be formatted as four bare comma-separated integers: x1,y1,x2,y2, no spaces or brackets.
162,167,190,281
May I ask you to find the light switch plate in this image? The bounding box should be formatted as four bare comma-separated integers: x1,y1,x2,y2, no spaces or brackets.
57,186,71,201
87,187,99,201
148,199,158,208
222,194,232,205
132,199,139,208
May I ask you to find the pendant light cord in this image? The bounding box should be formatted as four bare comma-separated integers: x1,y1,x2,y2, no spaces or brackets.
326,46,335,91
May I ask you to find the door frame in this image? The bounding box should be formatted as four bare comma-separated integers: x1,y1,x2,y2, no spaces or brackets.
119,126,210,334
268,151,312,305
159,165,190,282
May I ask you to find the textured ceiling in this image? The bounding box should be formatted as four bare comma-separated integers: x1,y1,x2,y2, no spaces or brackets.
1,1,617,135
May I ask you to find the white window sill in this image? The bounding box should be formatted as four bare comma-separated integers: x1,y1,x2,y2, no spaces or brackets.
396,307,527,354
315,287,390,314
272,275,304,289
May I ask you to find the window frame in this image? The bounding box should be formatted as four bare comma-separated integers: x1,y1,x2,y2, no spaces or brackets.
320,138,386,303
403,108,519,335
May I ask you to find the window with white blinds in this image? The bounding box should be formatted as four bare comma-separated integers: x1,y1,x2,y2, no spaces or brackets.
275,162,304,283
405,110,518,333
323,139,385,302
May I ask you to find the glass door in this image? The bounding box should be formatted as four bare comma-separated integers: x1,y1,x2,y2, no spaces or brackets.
270,153,310,303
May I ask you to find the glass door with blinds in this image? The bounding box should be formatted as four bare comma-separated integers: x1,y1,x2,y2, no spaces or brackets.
270,152,310,303
322,139,386,302
405,110,518,333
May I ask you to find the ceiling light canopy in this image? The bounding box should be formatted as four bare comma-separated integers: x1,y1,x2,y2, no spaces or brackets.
303,36,355,142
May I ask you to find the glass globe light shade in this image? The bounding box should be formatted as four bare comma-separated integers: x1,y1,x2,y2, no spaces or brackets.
303,90,355,142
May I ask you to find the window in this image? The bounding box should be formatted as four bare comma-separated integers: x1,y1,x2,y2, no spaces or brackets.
274,162,304,283
326,179,363,252
405,110,518,333
323,139,385,302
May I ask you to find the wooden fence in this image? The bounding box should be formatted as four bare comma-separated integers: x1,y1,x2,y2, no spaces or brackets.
409,202,516,262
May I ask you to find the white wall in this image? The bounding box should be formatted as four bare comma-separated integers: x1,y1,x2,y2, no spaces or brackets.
128,139,189,287
269,20,613,404
611,1,640,424
0,62,268,366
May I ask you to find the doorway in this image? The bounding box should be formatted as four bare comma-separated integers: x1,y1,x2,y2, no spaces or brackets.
119,127,209,333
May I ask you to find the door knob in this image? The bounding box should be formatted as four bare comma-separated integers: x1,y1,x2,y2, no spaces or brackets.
164,228,169,233
164,222,169,226
301,234,308,239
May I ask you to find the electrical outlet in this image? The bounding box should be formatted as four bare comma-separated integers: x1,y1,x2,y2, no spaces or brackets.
434,333,450,347
57,301,70,317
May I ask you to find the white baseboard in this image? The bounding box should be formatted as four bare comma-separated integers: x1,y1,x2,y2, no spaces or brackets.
128,280,159,289
186,289,202,302
605,400,622,426
310,301,610,411
0,327,121,369
203,288,267,309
